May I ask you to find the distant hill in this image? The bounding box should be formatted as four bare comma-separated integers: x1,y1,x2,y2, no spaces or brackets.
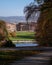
0,15,38,23
0,16,26,23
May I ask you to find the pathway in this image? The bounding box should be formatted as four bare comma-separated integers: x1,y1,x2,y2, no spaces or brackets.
9,51,52,65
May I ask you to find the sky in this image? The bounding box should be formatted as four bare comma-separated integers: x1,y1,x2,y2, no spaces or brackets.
0,0,34,16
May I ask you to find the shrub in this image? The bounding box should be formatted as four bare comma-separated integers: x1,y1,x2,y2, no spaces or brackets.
1,40,15,47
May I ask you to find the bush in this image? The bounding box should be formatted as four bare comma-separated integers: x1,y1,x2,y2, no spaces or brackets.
9,32,16,37
1,40,15,47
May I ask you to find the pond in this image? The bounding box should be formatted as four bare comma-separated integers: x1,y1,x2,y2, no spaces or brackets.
15,42,38,47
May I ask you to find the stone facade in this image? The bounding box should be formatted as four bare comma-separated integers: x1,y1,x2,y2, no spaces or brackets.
6,22,16,33
6,22,37,32
16,22,37,32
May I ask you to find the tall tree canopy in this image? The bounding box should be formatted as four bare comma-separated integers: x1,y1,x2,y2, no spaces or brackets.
24,0,52,46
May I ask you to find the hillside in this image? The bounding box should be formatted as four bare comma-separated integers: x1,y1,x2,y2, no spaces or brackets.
0,15,38,23
0,16,26,23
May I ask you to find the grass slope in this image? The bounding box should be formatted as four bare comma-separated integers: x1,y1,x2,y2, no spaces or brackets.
10,31,35,41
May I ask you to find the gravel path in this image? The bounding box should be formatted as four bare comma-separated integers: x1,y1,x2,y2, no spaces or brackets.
9,51,52,65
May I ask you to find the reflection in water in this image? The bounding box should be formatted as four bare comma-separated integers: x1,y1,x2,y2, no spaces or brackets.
15,42,38,47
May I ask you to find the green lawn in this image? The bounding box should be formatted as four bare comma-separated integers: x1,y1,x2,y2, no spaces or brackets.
9,31,35,41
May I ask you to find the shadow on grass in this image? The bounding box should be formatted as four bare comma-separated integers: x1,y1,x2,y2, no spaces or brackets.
16,35,35,39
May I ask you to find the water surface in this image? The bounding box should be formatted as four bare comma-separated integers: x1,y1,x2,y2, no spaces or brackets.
15,42,38,47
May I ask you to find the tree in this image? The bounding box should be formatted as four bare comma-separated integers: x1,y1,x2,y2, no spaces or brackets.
0,20,15,47
24,0,52,46
0,20,8,41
